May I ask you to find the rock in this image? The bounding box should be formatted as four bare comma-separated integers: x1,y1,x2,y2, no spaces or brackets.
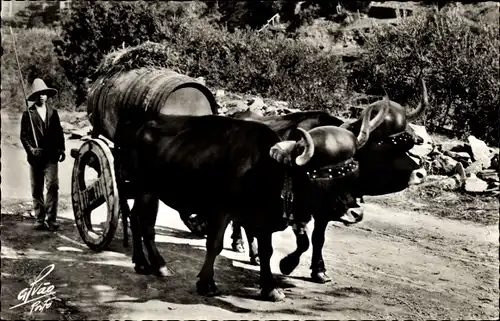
440,141,469,153
430,159,444,174
248,97,266,109
408,124,432,144
408,124,433,158
61,122,76,135
218,106,229,115
411,144,434,158
465,173,489,193
455,162,466,184
195,77,206,85
440,155,458,174
274,101,289,108
468,135,492,169
465,160,484,175
477,170,499,183
425,175,460,190
215,89,225,99
444,150,472,164
70,126,92,140
224,100,248,111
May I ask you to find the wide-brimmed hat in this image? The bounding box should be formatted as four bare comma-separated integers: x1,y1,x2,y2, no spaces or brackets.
27,78,58,102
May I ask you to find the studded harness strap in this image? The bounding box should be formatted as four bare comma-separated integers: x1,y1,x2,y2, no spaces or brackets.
280,158,360,225
280,130,415,225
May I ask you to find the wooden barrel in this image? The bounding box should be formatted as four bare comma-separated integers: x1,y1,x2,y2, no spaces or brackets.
87,67,218,141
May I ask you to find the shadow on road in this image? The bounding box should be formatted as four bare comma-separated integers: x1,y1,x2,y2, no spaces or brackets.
1,213,322,319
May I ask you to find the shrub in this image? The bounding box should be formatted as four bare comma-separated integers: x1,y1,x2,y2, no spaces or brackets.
57,2,348,111
349,7,499,145
1,28,75,112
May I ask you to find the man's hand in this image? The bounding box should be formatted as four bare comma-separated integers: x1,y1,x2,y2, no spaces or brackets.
32,148,43,157
59,151,66,162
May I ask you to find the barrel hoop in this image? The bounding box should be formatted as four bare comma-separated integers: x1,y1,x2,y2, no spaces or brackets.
130,69,159,116
143,70,172,113
118,69,150,114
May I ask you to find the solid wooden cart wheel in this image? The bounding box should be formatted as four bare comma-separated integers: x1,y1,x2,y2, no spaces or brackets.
71,138,120,251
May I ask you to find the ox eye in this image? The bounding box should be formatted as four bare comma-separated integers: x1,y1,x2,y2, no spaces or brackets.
416,172,424,179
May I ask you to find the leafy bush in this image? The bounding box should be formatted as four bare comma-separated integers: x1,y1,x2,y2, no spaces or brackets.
1,28,75,111
349,7,499,145
56,1,348,111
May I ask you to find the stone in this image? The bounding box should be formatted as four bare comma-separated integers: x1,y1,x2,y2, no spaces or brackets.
465,160,485,175
274,100,289,108
443,150,468,159
411,144,434,158
477,170,499,183
439,141,469,153
425,175,460,190
248,96,266,109
70,126,92,140
468,135,493,169
408,124,432,144
224,100,248,111
455,162,466,184
430,159,444,174
61,122,76,135
218,106,229,115
408,124,433,158
215,89,225,99
195,77,206,85
465,174,489,193
440,155,458,174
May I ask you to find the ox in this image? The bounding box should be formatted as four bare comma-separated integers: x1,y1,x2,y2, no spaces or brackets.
225,77,429,283
124,99,390,301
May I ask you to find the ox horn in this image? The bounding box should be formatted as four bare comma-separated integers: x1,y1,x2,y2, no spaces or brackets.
406,77,428,121
269,127,314,166
294,127,315,166
356,93,391,149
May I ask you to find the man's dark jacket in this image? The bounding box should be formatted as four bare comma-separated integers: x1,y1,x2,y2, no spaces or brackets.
20,105,65,166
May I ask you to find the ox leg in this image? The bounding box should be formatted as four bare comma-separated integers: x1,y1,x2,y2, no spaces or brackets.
196,213,230,297
310,219,331,283
130,193,151,275
257,231,285,301
243,226,260,265
230,221,245,253
139,194,172,277
279,221,309,275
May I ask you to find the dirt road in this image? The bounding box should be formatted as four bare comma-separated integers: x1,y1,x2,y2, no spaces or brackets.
1,111,499,319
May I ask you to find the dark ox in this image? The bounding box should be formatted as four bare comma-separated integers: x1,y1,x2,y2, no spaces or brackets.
125,99,390,301
227,77,429,283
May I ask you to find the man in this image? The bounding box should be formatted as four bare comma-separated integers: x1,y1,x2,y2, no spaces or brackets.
20,78,65,231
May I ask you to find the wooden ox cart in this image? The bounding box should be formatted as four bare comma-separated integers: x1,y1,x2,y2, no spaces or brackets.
70,67,218,251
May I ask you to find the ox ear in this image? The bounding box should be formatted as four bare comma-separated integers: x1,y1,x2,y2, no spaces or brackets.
138,120,161,145
269,141,297,165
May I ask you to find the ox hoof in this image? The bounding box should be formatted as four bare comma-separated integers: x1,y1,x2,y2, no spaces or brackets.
155,266,174,277
197,279,221,297
311,271,331,284
279,255,300,275
250,256,260,266
232,241,245,253
134,263,152,275
261,288,286,302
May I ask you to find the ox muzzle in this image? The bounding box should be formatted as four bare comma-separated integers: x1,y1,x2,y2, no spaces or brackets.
361,130,428,187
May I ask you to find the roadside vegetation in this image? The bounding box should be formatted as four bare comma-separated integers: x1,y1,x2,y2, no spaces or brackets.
2,0,497,145
1,1,498,224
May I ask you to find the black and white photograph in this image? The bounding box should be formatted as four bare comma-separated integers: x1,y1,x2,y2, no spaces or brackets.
1,0,498,319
